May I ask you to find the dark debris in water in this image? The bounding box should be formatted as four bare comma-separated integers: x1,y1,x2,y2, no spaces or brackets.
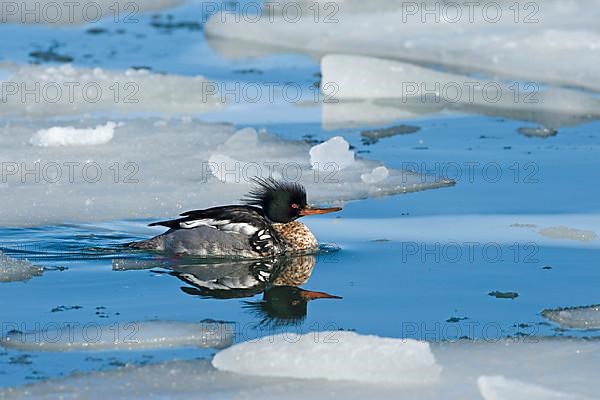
446,317,469,323
488,291,519,300
233,68,264,75
9,354,32,365
25,371,46,381
303,134,323,146
51,305,83,313
95,305,119,318
107,358,127,367
150,14,202,32
361,124,421,145
86,27,108,35
29,43,73,63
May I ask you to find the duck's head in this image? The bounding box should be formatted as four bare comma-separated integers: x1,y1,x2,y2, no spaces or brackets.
242,177,342,223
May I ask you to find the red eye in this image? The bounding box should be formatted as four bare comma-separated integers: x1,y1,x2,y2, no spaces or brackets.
291,204,299,209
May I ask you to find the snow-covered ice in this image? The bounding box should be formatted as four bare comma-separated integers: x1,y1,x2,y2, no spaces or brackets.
205,1,600,92
0,120,451,226
0,63,222,117
2,336,599,399
0,320,233,351
0,251,42,282
29,122,118,147
213,331,442,385
542,305,600,330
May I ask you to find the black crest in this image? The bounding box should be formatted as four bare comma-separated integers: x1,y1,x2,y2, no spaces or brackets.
242,177,307,223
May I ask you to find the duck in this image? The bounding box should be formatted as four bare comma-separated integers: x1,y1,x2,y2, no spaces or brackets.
129,177,341,258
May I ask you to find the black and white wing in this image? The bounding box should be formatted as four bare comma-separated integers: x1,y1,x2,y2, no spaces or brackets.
149,205,280,256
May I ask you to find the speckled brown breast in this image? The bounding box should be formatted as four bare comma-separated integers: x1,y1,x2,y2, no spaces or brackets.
271,221,318,253
272,255,316,286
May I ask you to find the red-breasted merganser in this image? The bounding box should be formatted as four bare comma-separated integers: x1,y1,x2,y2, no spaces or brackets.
130,178,341,257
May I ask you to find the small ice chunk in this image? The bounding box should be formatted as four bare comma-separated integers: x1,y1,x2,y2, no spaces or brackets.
212,331,442,385
1,320,233,351
539,226,598,242
309,136,355,171
0,251,43,283
542,305,600,330
478,375,590,400
30,122,118,147
361,166,389,184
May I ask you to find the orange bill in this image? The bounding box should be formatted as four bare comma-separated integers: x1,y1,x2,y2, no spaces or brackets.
298,206,342,216
299,290,342,301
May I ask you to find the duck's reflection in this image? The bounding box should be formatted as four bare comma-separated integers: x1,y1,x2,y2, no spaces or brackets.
113,255,340,325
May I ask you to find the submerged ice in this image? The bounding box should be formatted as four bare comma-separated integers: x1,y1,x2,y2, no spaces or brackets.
0,320,233,351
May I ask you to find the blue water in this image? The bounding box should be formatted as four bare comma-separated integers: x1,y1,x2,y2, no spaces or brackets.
1,0,600,389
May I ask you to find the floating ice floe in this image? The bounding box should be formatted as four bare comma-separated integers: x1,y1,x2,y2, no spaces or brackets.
0,120,451,226
0,0,184,25
3,336,599,399
29,122,119,147
542,305,600,330
320,55,600,129
0,63,222,117
212,331,442,385
0,320,233,351
205,1,600,92
0,251,43,282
